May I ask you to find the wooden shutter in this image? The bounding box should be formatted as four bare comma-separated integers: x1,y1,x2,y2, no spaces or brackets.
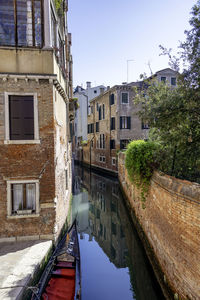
127,117,131,129
113,118,115,130
120,117,122,129
110,94,115,105
9,95,34,140
99,106,101,120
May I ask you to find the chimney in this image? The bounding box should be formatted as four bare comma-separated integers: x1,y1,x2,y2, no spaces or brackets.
100,87,105,94
107,86,110,90
86,81,91,89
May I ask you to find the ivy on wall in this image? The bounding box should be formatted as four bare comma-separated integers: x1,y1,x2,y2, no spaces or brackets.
125,140,159,208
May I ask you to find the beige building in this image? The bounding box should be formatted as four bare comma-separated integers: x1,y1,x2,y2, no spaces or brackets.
82,68,177,173
0,0,73,242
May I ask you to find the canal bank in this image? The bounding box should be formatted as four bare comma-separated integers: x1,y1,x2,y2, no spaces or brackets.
0,240,52,300
72,165,164,300
118,152,200,300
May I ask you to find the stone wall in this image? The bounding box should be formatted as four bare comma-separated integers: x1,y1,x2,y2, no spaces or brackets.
118,152,200,300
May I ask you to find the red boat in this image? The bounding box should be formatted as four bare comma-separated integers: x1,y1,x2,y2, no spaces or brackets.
32,220,81,300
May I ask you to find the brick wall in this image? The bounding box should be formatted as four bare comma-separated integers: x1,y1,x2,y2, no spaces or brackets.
118,152,200,299
0,78,71,241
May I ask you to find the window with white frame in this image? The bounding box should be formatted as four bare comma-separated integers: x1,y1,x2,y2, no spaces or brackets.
100,134,105,149
112,157,116,166
121,92,129,104
99,155,106,163
4,93,39,143
120,116,131,129
7,180,39,216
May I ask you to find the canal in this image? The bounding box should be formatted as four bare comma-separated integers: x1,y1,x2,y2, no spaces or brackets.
72,166,164,300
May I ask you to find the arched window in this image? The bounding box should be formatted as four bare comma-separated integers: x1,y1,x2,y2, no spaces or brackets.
0,0,43,47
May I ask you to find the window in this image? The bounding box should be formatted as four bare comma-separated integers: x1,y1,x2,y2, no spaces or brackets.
96,122,99,132
96,103,99,111
171,77,176,86
142,119,149,129
87,123,94,134
5,93,39,143
99,155,106,163
110,94,115,105
51,11,57,47
0,0,43,47
102,104,105,119
110,117,115,130
161,76,166,83
121,92,129,104
112,157,116,166
110,139,115,149
91,106,94,114
111,222,117,235
120,116,131,129
100,134,105,149
91,140,94,148
99,106,102,120
94,90,97,94
58,34,64,67
120,139,129,149
7,180,39,217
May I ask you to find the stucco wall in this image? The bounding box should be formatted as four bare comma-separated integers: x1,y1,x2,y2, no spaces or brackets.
54,87,72,239
118,152,200,300
0,48,53,75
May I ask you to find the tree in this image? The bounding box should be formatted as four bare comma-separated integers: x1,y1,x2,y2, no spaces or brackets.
135,0,200,183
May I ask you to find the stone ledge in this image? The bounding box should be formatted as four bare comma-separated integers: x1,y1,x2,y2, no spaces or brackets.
152,171,200,204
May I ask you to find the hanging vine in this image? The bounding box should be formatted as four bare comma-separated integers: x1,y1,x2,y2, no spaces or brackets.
125,140,159,209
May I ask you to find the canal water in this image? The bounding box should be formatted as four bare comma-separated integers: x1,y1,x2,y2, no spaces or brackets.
72,166,164,300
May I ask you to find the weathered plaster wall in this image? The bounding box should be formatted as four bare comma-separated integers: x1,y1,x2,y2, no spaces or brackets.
0,48,53,75
53,87,72,240
118,152,200,300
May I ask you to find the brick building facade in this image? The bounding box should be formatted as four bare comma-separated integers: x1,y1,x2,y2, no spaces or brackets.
0,0,73,241
82,68,177,174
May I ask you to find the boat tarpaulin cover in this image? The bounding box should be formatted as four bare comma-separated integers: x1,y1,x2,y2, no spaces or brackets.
42,268,75,300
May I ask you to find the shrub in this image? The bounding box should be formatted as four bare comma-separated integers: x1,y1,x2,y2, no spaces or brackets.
125,140,159,207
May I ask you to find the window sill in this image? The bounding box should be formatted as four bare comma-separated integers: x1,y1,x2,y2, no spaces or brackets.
7,213,40,219
4,140,40,145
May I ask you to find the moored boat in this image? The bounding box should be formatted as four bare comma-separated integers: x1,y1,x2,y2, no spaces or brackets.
32,220,81,300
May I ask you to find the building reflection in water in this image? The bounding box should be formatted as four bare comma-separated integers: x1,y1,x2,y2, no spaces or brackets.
72,166,164,300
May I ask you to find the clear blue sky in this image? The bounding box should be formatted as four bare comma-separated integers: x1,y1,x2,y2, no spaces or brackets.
68,0,196,88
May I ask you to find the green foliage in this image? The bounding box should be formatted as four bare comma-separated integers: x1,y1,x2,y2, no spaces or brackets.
81,140,88,146
54,0,63,13
125,140,159,208
135,1,200,184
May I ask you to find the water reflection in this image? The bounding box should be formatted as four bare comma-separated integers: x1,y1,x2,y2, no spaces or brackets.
72,166,164,300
